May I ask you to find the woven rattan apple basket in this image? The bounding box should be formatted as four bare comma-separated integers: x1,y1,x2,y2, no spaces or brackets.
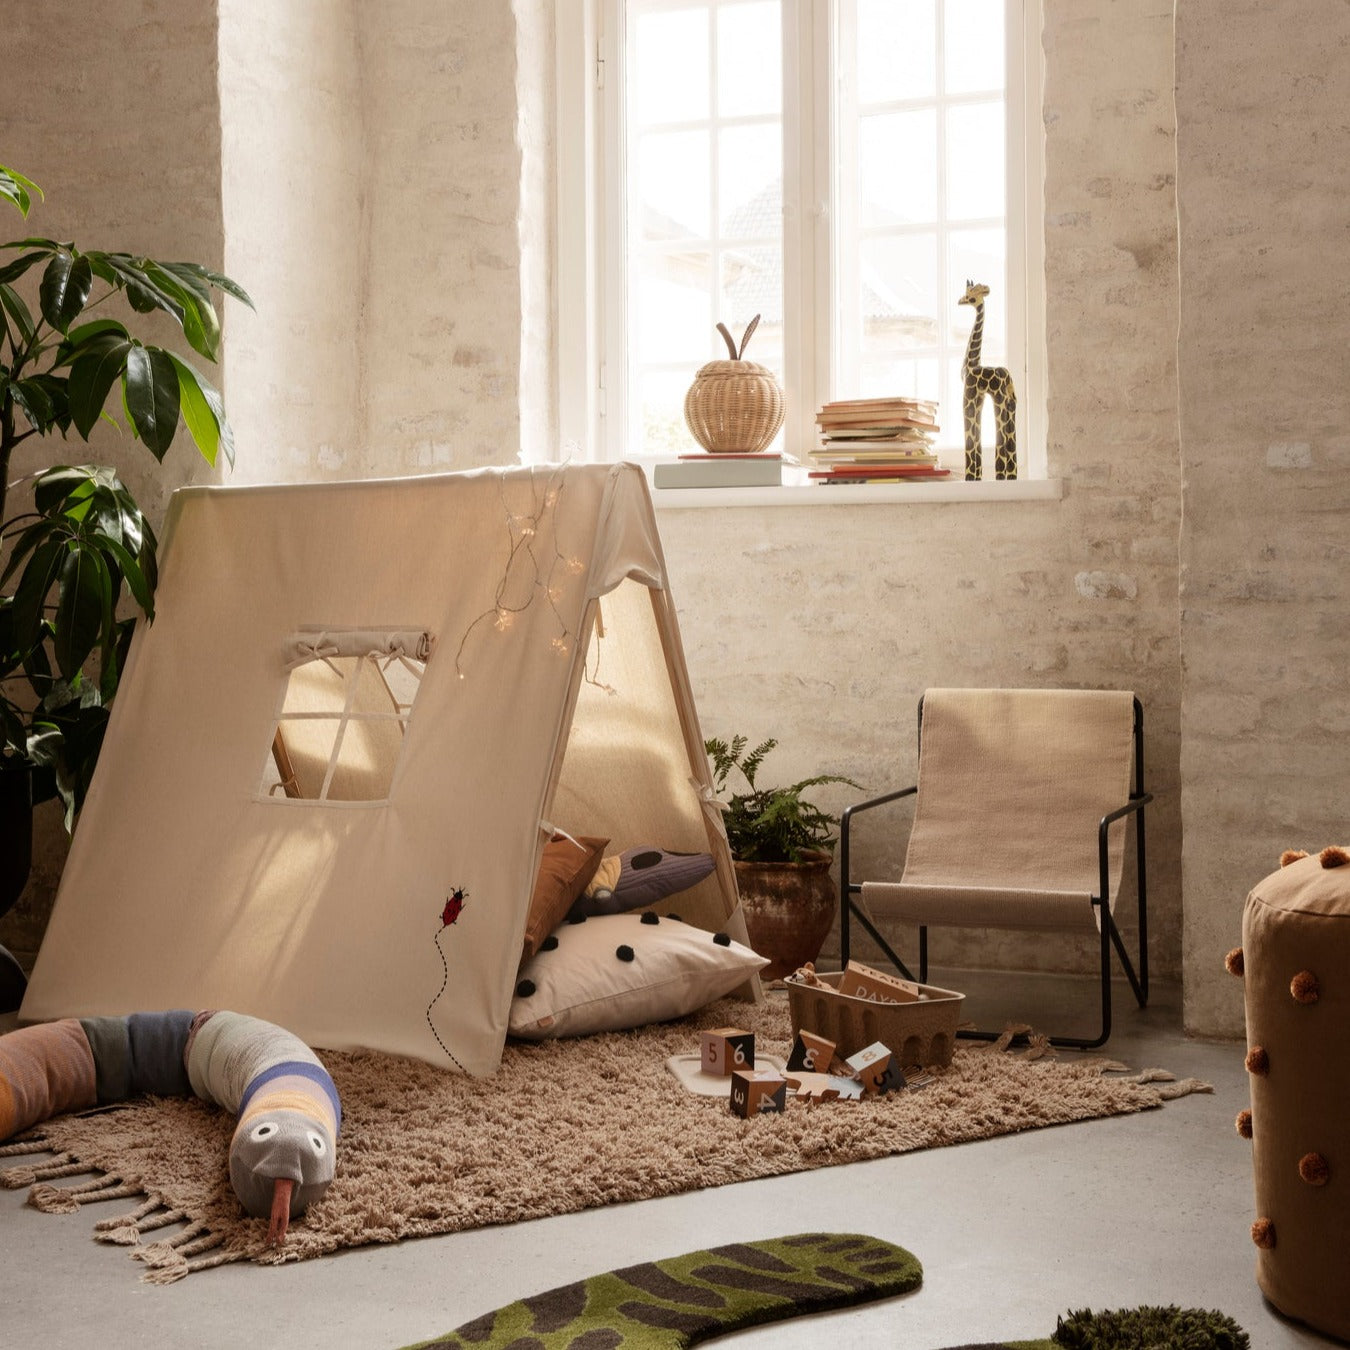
684,315,785,454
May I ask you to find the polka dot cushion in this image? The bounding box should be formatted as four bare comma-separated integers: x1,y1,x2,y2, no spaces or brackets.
508,913,768,1041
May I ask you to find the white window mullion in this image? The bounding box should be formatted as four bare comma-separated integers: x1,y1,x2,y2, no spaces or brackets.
783,0,820,456
1009,0,1046,478
829,0,859,415
601,0,628,458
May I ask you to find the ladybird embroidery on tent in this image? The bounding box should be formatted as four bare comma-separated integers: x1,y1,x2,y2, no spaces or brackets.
427,886,470,1071
441,887,467,926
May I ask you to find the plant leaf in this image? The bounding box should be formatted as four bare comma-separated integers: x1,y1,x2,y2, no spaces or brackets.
11,537,63,651
0,518,59,589
97,534,154,620
53,543,111,679
101,255,186,325
144,261,219,361
166,352,230,467
0,282,35,346
10,377,55,433
0,249,48,285
162,260,254,310
0,164,42,218
39,252,94,332
67,338,131,437
122,344,181,459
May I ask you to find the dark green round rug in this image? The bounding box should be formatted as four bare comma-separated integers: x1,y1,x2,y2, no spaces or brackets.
940,1303,1251,1349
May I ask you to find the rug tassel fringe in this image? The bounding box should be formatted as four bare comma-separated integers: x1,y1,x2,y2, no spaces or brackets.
27,1172,141,1214
0,1133,51,1157
132,1219,211,1268
140,1246,246,1286
94,1194,166,1246
0,1151,76,1188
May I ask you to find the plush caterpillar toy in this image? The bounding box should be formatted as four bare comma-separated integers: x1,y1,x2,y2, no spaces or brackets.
0,1010,339,1246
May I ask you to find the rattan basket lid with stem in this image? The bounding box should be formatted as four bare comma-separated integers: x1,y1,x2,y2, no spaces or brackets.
684,315,785,455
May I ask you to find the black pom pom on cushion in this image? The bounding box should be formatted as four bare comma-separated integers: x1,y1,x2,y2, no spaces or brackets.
540,935,559,952
566,914,588,925
640,912,660,925
713,932,731,946
516,979,536,998
616,945,635,962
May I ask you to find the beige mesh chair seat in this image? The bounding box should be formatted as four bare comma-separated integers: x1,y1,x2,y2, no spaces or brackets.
839,688,1151,1048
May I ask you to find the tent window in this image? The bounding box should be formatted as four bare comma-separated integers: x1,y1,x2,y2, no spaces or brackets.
261,635,432,804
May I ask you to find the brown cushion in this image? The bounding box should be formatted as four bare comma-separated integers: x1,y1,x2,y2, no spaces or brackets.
522,834,608,961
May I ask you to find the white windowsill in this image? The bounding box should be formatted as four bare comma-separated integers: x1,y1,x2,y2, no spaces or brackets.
646,470,1063,510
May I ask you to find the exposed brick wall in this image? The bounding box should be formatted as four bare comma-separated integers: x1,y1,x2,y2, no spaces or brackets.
1176,1,1350,1036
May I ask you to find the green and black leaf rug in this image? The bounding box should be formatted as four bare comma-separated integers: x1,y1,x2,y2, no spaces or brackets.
400,1232,1249,1350
403,1232,922,1348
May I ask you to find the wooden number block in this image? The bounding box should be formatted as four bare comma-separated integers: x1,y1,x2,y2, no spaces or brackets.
846,1041,899,1094
786,1030,837,1074
701,1027,755,1076
837,960,920,1005
729,1068,787,1117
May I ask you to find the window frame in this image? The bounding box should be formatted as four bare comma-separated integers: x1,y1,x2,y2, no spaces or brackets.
554,0,1046,479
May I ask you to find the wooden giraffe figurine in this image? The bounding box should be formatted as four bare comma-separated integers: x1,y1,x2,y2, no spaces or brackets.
958,280,1017,480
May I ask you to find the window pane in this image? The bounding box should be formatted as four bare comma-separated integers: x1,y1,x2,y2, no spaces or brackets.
632,7,710,126
721,247,783,359
858,0,936,103
635,250,714,363
719,123,782,237
860,354,940,403
637,130,712,241
858,234,940,355
638,369,700,456
943,0,1005,95
860,110,937,226
945,101,1005,221
717,2,781,117
949,228,1006,363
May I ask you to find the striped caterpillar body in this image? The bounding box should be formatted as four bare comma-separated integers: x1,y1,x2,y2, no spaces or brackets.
0,1010,340,1245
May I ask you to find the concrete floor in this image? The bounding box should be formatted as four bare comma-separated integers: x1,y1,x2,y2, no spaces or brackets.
0,970,1337,1350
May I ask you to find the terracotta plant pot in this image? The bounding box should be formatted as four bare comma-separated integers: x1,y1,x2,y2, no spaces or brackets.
734,851,836,981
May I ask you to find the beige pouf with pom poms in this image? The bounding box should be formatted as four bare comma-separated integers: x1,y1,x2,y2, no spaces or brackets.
1228,845,1350,1340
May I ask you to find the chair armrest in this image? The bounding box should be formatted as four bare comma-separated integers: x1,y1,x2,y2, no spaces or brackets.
841,786,917,834
1096,793,1153,904
840,786,917,891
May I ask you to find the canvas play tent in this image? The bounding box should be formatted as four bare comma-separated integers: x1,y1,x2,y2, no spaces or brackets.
20,462,752,1075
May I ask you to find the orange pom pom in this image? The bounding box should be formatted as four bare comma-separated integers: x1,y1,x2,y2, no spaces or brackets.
1251,1217,1276,1249
1299,1152,1330,1186
1235,1109,1253,1139
1320,846,1350,869
1280,849,1309,867
1245,1046,1269,1076
1224,947,1245,977
1290,970,1320,1004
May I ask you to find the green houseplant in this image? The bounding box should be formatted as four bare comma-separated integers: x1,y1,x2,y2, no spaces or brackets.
0,161,250,1005
705,734,861,978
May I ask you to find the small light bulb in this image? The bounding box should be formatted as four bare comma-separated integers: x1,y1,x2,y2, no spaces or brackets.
567,557,584,574
551,636,570,656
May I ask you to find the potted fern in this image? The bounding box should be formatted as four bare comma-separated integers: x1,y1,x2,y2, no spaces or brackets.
705,735,861,979
0,161,251,1006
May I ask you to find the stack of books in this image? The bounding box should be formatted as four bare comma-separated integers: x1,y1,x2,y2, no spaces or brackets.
809,397,950,484
652,452,783,489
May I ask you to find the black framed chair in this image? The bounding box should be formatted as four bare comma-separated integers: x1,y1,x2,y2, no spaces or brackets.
839,688,1151,1049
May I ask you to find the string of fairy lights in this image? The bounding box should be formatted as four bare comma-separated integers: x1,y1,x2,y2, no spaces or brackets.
452,464,614,693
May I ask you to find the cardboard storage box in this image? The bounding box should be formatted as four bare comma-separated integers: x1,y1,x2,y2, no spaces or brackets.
785,969,964,1067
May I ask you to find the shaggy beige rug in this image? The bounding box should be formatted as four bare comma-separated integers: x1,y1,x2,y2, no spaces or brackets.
0,997,1209,1283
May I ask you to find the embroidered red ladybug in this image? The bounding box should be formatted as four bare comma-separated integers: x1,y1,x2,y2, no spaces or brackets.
441,887,468,927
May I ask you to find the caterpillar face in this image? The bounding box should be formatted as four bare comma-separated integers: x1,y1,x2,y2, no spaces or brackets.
229,1108,336,1225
